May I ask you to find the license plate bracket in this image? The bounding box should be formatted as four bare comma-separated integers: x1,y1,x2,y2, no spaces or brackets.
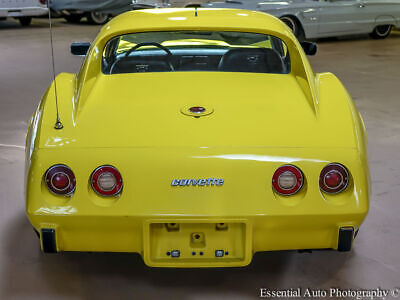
143,220,251,267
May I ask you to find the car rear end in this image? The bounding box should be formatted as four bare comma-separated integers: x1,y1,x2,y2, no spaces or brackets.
26,144,369,267
26,71,370,268
25,8,370,267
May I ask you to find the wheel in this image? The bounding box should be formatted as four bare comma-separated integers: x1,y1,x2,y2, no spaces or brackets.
280,16,304,41
370,25,392,39
86,11,109,25
64,14,83,23
18,17,32,27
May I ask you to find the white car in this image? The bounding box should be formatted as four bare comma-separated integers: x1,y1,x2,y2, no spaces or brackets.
0,0,48,26
51,0,131,25
201,0,400,40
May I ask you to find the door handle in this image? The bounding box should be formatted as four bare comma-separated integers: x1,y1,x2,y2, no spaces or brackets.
358,3,365,8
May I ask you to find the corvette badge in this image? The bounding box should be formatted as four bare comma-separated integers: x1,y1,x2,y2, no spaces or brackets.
171,178,224,186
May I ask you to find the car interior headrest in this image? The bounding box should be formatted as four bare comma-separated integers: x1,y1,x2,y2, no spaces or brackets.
110,56,174,74
218,48,285,74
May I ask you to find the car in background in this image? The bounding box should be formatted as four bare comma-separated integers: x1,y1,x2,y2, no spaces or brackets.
0,0,48,26
59,10,110,25
50,0,132,25
200,0,400,40
131,0,171,9
51,0,170,25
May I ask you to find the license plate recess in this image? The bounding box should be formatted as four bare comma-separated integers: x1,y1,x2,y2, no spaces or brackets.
145,221,248,265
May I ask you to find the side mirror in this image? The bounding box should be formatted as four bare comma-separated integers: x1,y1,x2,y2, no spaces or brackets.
301,41,317,56
185,4,202,8
71,42,90,56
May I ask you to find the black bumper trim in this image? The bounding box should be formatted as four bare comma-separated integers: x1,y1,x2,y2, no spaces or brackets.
41,228,57,253
338,227,354,252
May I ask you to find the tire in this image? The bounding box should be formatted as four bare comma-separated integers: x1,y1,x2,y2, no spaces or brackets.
280,16,305,41
64,14,83,23
86,11,109,25
19,17,32,27
370,25,392,39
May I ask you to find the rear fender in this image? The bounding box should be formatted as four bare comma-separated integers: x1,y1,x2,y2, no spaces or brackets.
375,15,397,27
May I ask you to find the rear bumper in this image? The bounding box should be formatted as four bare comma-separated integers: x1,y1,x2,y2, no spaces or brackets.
0,7,48,18
28,212,366,268
26,146,370,267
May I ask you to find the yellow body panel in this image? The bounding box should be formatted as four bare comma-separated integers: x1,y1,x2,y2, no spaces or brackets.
25,8,370,267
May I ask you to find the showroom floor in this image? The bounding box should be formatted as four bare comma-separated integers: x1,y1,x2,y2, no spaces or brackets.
0,19,399,299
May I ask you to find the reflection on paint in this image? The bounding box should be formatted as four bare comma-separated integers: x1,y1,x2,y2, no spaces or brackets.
168,17,187,21
193,154,326,163
259,2,289,5
144,8,186,14
35,206,77,215
44,137,77,147
0,144,25,150
304,9,316,13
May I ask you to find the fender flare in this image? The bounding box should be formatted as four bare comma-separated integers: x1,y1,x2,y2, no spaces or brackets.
375,15,396,27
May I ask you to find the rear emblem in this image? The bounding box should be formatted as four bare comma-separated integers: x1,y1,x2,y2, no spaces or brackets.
189,106,206,114
181,105,214,118
171,178,224,186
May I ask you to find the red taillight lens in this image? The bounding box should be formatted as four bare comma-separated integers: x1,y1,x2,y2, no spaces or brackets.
272,165,304,195
319,163,349,194
45,165,76,195
40,0,47,4
91,165,123,196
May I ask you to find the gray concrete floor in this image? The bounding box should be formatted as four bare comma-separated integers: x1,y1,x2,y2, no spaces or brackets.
0,18,399,300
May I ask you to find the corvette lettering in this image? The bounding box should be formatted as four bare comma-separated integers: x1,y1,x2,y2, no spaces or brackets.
171,178,224,186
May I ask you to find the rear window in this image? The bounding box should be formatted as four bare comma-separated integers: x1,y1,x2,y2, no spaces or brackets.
102,31,290,75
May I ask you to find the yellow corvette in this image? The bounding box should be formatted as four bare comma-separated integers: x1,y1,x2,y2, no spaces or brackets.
26,8,370,267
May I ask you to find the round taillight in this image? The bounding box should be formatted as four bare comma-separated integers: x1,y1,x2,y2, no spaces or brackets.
91,165,123,196
272,165,304,195
45,165,76,195
320,163,349,194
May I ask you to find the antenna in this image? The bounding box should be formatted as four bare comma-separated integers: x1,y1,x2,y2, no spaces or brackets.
47,2,63,130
